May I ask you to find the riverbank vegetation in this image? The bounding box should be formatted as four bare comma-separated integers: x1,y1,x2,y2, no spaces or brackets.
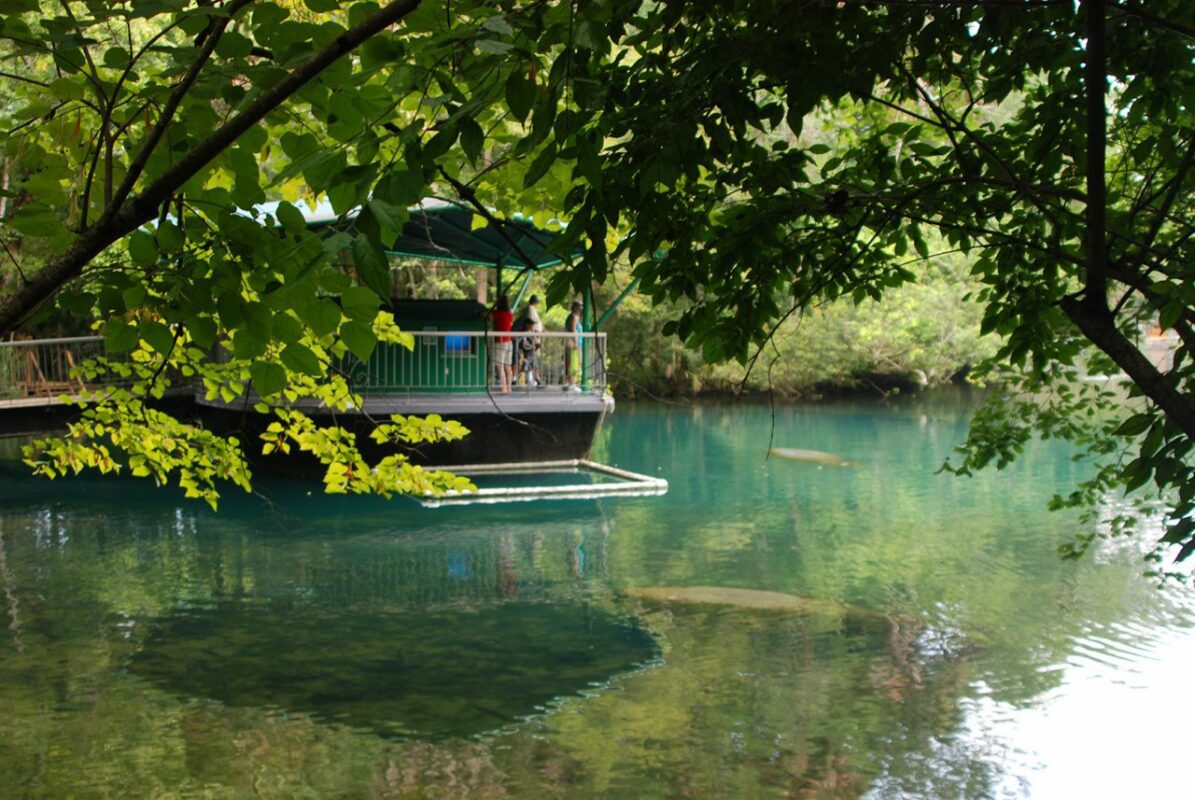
599,249,995,399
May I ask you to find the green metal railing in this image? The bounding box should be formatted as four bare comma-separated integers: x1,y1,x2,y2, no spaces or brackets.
0,331,609,401
350,331,607,393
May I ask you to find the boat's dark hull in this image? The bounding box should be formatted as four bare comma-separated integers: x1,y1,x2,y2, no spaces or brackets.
195,394,610,471
3,391,609,471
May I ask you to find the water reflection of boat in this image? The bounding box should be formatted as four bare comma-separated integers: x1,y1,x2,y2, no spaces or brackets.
36,482,663,739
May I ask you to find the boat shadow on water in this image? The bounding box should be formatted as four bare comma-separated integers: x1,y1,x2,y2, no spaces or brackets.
123,599,660,740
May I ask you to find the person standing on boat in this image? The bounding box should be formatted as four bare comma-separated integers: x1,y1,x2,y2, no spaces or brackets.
516,317,539,386
490,294,514,393
517,294,544,386
524,294,543,330
563,300,583,390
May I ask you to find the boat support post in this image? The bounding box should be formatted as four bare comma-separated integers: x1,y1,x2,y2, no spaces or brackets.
594,277,640,331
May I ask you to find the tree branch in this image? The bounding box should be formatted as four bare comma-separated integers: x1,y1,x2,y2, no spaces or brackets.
1084,0,1108,312
0,70,48,88
1060,296,1195,442
1136,134,1195,264
0,0,424,336
1107,263,1195,353
1106,0,1195,40
437,168,546,270
56,0,108,106
104,0,255,216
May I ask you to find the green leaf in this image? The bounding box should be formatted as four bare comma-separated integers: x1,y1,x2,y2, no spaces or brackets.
302,298,342,336
122,285,146,309
232,330,268,359
60,291,96,315
574,17,606,50
157,220,184,253
339,319,377,362
1114,413,1152,437
275,201,307,235
352,237,391,300
475,38,513,54
523,143,558,189
481,15,514,36
304,150,348,193
376,168,425,207
328,179,361,215
215,30,253,59
250,361,287,396
141,321,176,356
103,319,139,353
576,134,602,187
328,90,362,130
48,77,86,101
505,70,536,123
360,35,402,70
272,312,305,344
188,317,217,349
341,285,381,320
348,1,381,27
102,47,131,69
319,269,352,293
424,126,458,160
459,117,484,164
910,225,929,258
908,141,942,157
1159,301,1184,332
1161,517,1195,545
281,342,323,376
368,198,408,240
128,231,159,266
242,301,273,341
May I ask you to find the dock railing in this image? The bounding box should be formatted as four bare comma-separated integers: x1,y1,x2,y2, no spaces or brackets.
0,336,113,400
350,331,608,394
1,331,609,402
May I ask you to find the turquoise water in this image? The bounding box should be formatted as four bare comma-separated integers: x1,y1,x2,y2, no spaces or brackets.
0,390,1191,798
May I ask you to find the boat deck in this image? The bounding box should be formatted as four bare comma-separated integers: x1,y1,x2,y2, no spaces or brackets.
196,387,613,416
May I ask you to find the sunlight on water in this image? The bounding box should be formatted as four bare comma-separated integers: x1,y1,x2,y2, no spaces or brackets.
948,627,1195,800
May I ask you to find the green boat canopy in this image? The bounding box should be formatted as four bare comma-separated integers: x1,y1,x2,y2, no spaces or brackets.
253,198,577,271
246,197,639,328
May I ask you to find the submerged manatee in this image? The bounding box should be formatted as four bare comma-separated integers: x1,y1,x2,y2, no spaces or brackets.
624,586,858,617
768,447,853,466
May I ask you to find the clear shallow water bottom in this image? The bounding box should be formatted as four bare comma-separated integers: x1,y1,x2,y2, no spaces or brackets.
0,389,1192,798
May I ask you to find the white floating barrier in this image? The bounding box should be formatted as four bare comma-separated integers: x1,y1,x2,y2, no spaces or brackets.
418,459,668,507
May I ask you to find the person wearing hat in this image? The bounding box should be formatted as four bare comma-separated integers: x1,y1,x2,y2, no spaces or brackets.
563,300,583,390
